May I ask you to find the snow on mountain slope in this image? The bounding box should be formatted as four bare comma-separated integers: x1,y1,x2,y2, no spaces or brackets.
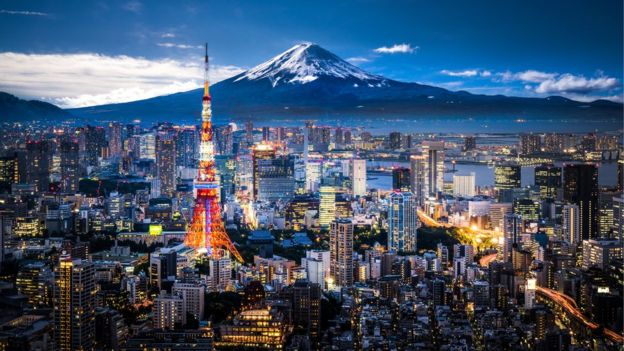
233,43,387,87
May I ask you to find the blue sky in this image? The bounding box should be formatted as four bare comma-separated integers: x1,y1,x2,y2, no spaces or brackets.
0,0,621,107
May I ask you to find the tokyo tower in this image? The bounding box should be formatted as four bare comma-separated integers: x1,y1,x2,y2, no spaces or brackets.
184,44,243,263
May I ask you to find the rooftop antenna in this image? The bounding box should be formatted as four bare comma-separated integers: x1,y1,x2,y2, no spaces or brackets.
204,43,210,97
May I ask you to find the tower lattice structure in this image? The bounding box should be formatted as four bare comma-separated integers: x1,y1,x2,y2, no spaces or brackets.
185,44,243,263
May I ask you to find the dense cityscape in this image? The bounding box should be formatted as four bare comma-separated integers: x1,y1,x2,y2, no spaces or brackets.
0,47,622,350
1,1,623,351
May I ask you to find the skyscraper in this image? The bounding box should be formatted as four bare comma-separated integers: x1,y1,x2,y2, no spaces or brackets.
494,164,521,198
81,125,106,167
176,126,199,167
214,124,233,156
389,132,402,150
292,279,321,341
387,191,419,253
255,156,295,202
409,153,426,203
351,159,366,197
392,167,410,192
319,186,336,229
252,144,277,201
562,204,580,244
452,172,476,197
330,219,353,288
108,122,123,157
156,135,176,197
563,164,599,240
422,141,445,196
59,139,80,193
54,254,96,351
520,133,541,155
0,153,19,185
463,136,477,151
503,214,522,262
534,164,562,200
24,140,53,192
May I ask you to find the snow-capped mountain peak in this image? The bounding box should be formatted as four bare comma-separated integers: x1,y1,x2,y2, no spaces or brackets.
234,43,385,87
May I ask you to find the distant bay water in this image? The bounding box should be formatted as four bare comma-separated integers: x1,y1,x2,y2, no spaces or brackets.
367,161,619,190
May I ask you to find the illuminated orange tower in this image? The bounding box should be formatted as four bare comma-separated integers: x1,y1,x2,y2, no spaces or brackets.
185,44,243,262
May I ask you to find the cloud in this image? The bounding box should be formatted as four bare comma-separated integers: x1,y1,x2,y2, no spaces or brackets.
161,33,176,38
498,70,557,83
534,74,619,94
440,69,478,77
0,9,48,16
122,1,142,13
440,69,492,78
346,57,371,64
157,42,202,49
374,43,417,54
0,52,243,108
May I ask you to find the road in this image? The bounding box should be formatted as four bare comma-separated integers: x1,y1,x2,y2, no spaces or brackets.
417,209,503,250
536,287,623,344
479,253,498,267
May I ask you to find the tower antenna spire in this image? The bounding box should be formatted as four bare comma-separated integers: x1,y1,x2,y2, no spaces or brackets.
204,42,209,97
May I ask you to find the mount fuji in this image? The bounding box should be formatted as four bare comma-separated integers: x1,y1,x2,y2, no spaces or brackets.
70,43,621,123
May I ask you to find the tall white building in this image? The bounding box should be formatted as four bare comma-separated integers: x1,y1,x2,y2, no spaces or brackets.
351,159,367,197
387,192,419,253
173,281,205,320
409,154,426,204
208,257,232,292
422,141,445,196
563,204,580,244
305,160,322,192
154,292,186,329
301,250,330,289
453,172,476,197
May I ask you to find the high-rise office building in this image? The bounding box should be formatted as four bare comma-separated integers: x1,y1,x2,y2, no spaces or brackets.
173,280,205,321
503,214,522,262
453,172,476,197
255,156,295,202
387,191,419,253
520,133,542,155
81,125,107,167
252,144,277,201
494,164,521,193
305,160,322,192
613,196,623,242
0,153,19,185
262,126,270,141
59,139,80,193
535,164,562,200
513,198,540,223
319,186,336,229
409,153,426,203
108,122,123,157
489,203,512,231
330,219,353,288
176,126,199,167
422,141,445,196
463,136,477,151
149,249,177,290
154,292,186,330
392,167,411,192
292,279,321,341
389,132,402,150
24,140,53,192
563,164,599,240
214,124,233,156
156,135,176,197
351,159,366,197
54,254,96,351
562,204,580,244
16,261,52,307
